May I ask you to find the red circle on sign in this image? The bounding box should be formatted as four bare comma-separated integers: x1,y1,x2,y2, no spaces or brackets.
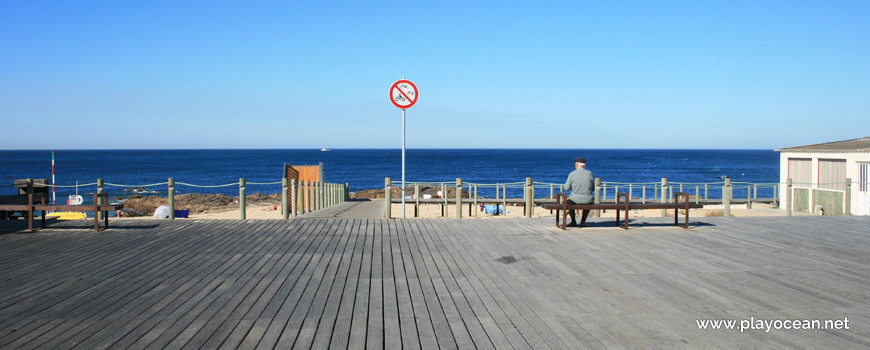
390,79,418,109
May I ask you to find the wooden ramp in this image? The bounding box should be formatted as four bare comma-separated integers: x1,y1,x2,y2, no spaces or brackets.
0,216,869,349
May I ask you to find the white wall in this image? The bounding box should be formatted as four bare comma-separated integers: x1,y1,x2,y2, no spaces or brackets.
779,151,870,214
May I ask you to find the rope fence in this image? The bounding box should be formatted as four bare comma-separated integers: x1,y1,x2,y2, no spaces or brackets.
3,177,350,220
384,176,863,219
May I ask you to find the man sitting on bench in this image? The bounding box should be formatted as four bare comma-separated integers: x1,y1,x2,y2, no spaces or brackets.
564,157,594,227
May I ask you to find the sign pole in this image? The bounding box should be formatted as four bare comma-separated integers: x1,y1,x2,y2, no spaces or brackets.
402,108,406,219
389,77,417,220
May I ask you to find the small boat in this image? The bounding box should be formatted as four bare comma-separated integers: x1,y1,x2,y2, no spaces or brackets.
47,212,87,220
320,148,330,152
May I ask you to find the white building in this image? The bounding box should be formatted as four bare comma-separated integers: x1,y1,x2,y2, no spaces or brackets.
777,137,870,215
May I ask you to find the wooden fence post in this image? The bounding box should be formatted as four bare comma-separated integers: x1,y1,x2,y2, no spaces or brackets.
845,178,852,216
660,178,667,217
97,178,104,221
593,177,601,218
442,183,447,217
785,178,792,216
239,178,246,220
320,182,325,210
525,177,533,218
301,180,308,214
456,178,463,219
291,179,297,218
414,184,420,218
473,184,478,217
723,177,731,217
385,177,392,219
168,178,175,220
282,178,289,219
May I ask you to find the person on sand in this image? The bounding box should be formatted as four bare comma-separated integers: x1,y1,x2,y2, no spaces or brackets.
563,157,594,227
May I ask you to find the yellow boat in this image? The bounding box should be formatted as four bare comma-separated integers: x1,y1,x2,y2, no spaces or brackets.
46,212,87,220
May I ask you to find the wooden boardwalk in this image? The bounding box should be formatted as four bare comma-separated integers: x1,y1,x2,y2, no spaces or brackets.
0,216,868,349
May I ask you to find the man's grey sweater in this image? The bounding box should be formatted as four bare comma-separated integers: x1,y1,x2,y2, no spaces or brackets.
564,168,594,204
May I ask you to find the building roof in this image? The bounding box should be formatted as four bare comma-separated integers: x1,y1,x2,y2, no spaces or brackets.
777,137,870,152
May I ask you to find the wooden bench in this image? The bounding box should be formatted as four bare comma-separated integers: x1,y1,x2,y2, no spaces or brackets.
0,192,47,232
0,192,121,232
541,192,704,230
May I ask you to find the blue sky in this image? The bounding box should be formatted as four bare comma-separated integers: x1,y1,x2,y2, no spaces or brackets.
1,1,868,149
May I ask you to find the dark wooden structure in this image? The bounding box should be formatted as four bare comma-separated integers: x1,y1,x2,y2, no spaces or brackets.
0,179,120,231
543,191,705,230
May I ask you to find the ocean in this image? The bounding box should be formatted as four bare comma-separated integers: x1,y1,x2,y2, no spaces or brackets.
0,149,779,201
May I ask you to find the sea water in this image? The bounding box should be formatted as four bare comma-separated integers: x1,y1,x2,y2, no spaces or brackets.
0,149,779,201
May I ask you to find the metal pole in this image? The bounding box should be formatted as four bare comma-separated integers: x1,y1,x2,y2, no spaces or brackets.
402,108,406,219
51,151,56,205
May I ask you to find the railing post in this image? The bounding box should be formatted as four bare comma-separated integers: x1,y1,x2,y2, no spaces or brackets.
642,185,647,204
414,184,420,218
319,182,324,210
723,177,731,217
660,178,667,217
704,184,709,200
291,179,297,218
845,178,852,216
168,178,175,220
239,178,246,220
316,181,320,210
456,178,463,219
301,180,308,214
785,178,792,216
282,178,289,219
593,177,601,218
442,183,447,217
320,182,325,209
773,183,778,207
525,177,533,218
747,185,752,209
97,178,104,221
502,184,507,214
385,177,392,219
473,184,478,217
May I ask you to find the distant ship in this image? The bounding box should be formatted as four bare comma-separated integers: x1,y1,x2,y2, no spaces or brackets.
321,148,330,152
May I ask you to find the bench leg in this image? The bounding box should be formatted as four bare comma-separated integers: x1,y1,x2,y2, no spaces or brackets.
561,209,567,230
683,206,690,228
675,208,678,226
